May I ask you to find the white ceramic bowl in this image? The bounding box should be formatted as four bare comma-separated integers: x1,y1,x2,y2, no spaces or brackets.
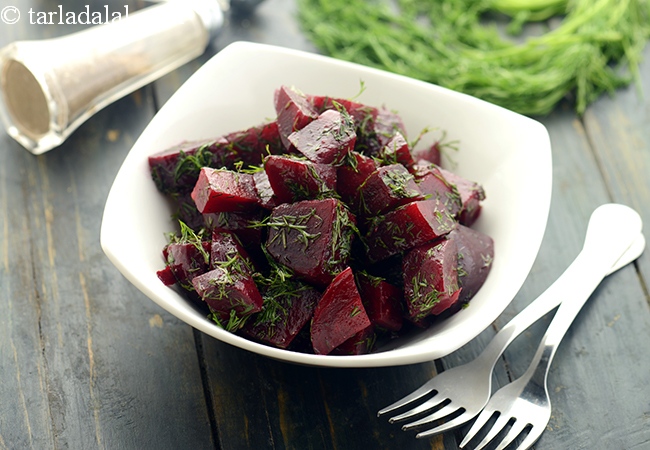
101,41,552,368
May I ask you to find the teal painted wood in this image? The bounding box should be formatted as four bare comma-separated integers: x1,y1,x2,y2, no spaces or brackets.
0,1,215,449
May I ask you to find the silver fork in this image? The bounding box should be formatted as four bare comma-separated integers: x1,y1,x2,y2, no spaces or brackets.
458,204,643,450
378,203,644,439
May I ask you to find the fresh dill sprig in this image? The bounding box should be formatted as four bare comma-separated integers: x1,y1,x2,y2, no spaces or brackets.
168,221,210,265
253,209,323,250
297,0,650,116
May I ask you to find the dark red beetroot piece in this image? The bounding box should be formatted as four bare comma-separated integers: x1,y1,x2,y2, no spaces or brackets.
288,109,357,165
203,210,264,250
148,122,283,196
336,151,378,205
148,138,229,195
222,121,284,167
192,267,263,322
439,168,486,226
191,168,260,214
412,140,443,166
330,324,376,355
241,277,321,349
412,160,462,217
307,94,379,152
189,229,263,325
356,272,403,332
379,132,415,167
209,229,254,272
265,198,356,287
402,235,462,320
311,267,371,355
158,239,210,291
373,107,407,149
263,155,336,204
309,95,406,158
274,86,319,149
252,170,279,210
364,198,456,263
356,164,424,217
169,192,207,232
451,225,494,305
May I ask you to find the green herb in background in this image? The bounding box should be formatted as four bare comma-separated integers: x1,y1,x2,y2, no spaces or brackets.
297,0,650,116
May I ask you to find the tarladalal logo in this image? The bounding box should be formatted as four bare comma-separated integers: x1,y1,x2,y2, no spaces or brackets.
1,6,20,24
0,5,130,25
29,5,129,24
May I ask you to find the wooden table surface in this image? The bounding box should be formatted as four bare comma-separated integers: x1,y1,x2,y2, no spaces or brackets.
2,1,650,449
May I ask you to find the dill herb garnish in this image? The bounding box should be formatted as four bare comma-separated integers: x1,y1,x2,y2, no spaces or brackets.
256,208,323,250
325,202,358,275
380,168,420,200
174,144,214,183
168,221,209,265
297,0,650,116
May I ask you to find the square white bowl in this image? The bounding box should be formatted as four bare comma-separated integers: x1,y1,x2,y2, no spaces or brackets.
100,41,552,368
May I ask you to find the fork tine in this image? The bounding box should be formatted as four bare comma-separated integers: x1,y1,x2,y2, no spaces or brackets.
459,408,497,448
512,424,545,450
471,413,512,450
493,420,529,450
377,379,437,417
388,395,447,423
414,410,475,438
400,402,458,429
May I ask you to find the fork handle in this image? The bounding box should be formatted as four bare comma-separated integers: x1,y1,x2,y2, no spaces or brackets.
475,204,643,372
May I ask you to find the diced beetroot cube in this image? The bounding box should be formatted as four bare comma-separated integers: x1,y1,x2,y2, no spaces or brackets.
162,240,211,291
356,164,424,217
288,109,356,165
402,236,461,320
450,225,494,305
308,95,369,117
148,138,229,195
412,141,442,166
264,155,337,204
439,168,486,226
209,229,254,272
192,267,263,317
203,210,263,249
241,279,321,349
252,170,279,209
336,151,378,205
156,266,177,286
310,267,371,355
330,324,376,355
265,198,356,287
221,121,284,167
356,272,403,332
308,95,379,137
412,160,462,217
373,107,406,148
191,168,261,214
171,192,206,232
274,86,319,150
379,132,414,167
364,199,456,263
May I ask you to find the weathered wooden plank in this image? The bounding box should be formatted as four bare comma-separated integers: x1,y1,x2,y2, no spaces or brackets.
471,104,650,450
197,336,453,450
0,1,216,448
581,45,650,293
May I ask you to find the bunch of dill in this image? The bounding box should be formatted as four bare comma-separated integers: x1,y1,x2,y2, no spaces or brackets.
297,0,650,116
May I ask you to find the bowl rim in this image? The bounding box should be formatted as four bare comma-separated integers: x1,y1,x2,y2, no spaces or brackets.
101,41,553,368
